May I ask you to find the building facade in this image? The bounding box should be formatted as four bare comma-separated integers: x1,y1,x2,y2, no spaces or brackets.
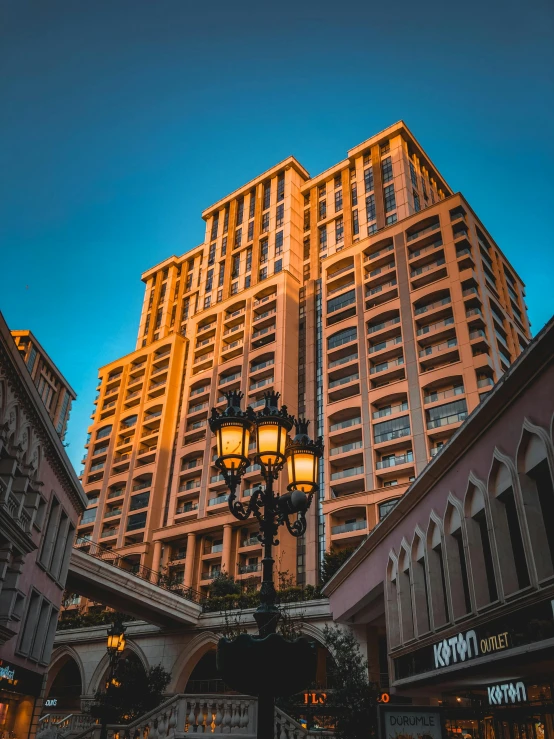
0,312,86,739
324,317,554,738
11,332,76,441
77,121,531,595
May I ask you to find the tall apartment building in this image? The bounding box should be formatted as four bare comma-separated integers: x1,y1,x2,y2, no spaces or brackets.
77,121,531,592
11,331,76,440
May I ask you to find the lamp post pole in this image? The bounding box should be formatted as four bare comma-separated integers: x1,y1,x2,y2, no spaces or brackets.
209,390,323,739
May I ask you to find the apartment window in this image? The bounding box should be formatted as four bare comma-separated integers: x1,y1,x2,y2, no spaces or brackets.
260,240,269,263
422,180,428,200
368,223,378,235
236,198,244,225
231,254,240,279
352,209,359,236
426,398,468,429
246,247,253,272
274,259,283,274
155,308,163,329
380,141,390,154
379,498,399,519
351,183,358,206
318,183,326,198
413,191,421,212
384,480,398,487
277,172,285,201
409,161,418,189
208,243,216,265
210,213,219,240
218,262,225,287
27,346,37,373
334,190,343,212
217,289,223,302
231,281,238,295
223,206,229,233
170,304,176,327
259,267,267,281
303,237,310,261
181,298,190,321
381,157,393,184
335,217,344,243
261,212,269,233
366,194,376,222
56,392,71,433
204,295,211,309
235,228,242,248
276,203,284,227
275,231,283,255
127,512,147,531
364,167,374,193
303,210,310,232
247,220,254,242
244,275,251,288
263,181,271,210
319,225,327,251
334,174,341,189
318,200,327,220
206,269,213,292
386,213,397,225
374,415,411,444
384,185,396,212
130,491,150,510
249,190,256,218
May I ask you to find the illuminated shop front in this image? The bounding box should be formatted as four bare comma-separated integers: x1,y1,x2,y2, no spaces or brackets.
0,661,43,739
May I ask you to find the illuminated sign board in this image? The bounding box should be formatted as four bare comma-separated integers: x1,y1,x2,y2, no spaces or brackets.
45,699,58,707
0,665,15,681
303,691,327,705
433,628,510,669
381,709,443,739
488,682,527,706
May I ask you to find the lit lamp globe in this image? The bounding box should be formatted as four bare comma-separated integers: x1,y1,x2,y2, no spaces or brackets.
209,391,253,474
255,391,294,467
107,622,125,654
286,418,323,494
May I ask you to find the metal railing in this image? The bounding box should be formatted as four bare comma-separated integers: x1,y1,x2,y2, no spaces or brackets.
406,221,440,242
73,537,203,603
409,239,443,260
364,244,394,261
331,519,367,535
330,466,364,481
367,316,400,334
370,356,404,374
329,352,358,369
373,401,408,419
424,386,464,404
414,295,451,316
330,440,363,456
427,411,468,429
411,257,446,278
330,416,361,432
376,452,413,469
238,562,262,574
368,335,402,354
417,316,454,336
367,279,397,296
329,372,359,389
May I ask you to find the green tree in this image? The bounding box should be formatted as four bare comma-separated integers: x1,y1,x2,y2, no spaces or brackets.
320,547,355,585
208,571,241,597
90,655,171,724
323,625,377,739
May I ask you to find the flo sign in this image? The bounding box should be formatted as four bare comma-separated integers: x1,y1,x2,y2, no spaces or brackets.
433,628,510,670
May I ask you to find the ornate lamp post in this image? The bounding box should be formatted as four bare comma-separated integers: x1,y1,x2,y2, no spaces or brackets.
99,619,126,739
209,390,323,738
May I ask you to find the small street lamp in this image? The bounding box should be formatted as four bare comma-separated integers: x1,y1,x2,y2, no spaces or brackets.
209,390,323,738
99,618,126,739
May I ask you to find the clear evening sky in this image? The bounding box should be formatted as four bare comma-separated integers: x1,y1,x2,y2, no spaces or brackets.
1,0,553,469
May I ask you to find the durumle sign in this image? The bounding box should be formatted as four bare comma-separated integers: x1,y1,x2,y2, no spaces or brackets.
380,707,444,739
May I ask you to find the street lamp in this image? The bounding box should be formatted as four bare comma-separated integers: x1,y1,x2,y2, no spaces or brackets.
99,618,126,739
209,390,323,738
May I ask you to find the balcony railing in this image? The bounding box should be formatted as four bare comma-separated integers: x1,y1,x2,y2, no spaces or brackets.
329,352,358,369
144,411,162,421
328,295,356,314
409,239,443,260
367,316,400,335
253,308,277,322
368,335,402,354
132,481,150,491
376,452,413,469
220,372,241,386
364,244,394,261
252,325,275,340
427,411,468,429
330,417,361,432
328,332,357,350
373,401,408,419
201,570,221,581
251,359,274,373
108,488,125,499
253,294,276,307
411,257,446,278
223,323,245,336
328,280,355,297
328,264,354,279
466,308,483,319
241,536,260,547
149,378,167,389
210,474,225,484
414,296,451,316
477,377,494,388
330,466,364,481
417,316,454,336
374,427,411,444
189,402,209,414
406,221,441,242
187,420,207,431
367,279,397,297
100,527,118,538
331,519,367,535
424,386,464,404
370,356,404,374
208,494,227,506
329,373,359,389
198,322,216,334
330,440,363,456
176,503,199,514
190,385,209,397
105,508,122,518
179,480,200,492
419,339,457,358
193,352,214,365
206,543,224,553
469,330,487,341
250,376,274,391
238,562,262,574
368,261,395,278
90,462,105,472
462,286,479,298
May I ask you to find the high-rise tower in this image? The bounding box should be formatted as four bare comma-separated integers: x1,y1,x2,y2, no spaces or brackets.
77,122,531,592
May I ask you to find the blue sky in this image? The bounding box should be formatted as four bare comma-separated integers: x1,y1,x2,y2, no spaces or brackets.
1,0,553,468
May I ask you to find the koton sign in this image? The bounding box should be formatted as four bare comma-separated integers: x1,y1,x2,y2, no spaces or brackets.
433,628,510,670
488,682,527,706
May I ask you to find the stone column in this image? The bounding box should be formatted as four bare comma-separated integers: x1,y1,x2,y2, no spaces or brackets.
184,533,196,588
152,540,162,573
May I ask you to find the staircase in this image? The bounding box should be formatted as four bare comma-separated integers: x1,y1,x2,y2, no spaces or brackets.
39,694,334,738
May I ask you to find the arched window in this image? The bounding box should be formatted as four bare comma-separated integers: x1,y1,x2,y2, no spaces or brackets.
444,502,471,618
398,548,414,642
489,461,530,594
411,534,430,635
465,483,497,607
518,432,554,580
386,556,400,648
427,521,450,628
